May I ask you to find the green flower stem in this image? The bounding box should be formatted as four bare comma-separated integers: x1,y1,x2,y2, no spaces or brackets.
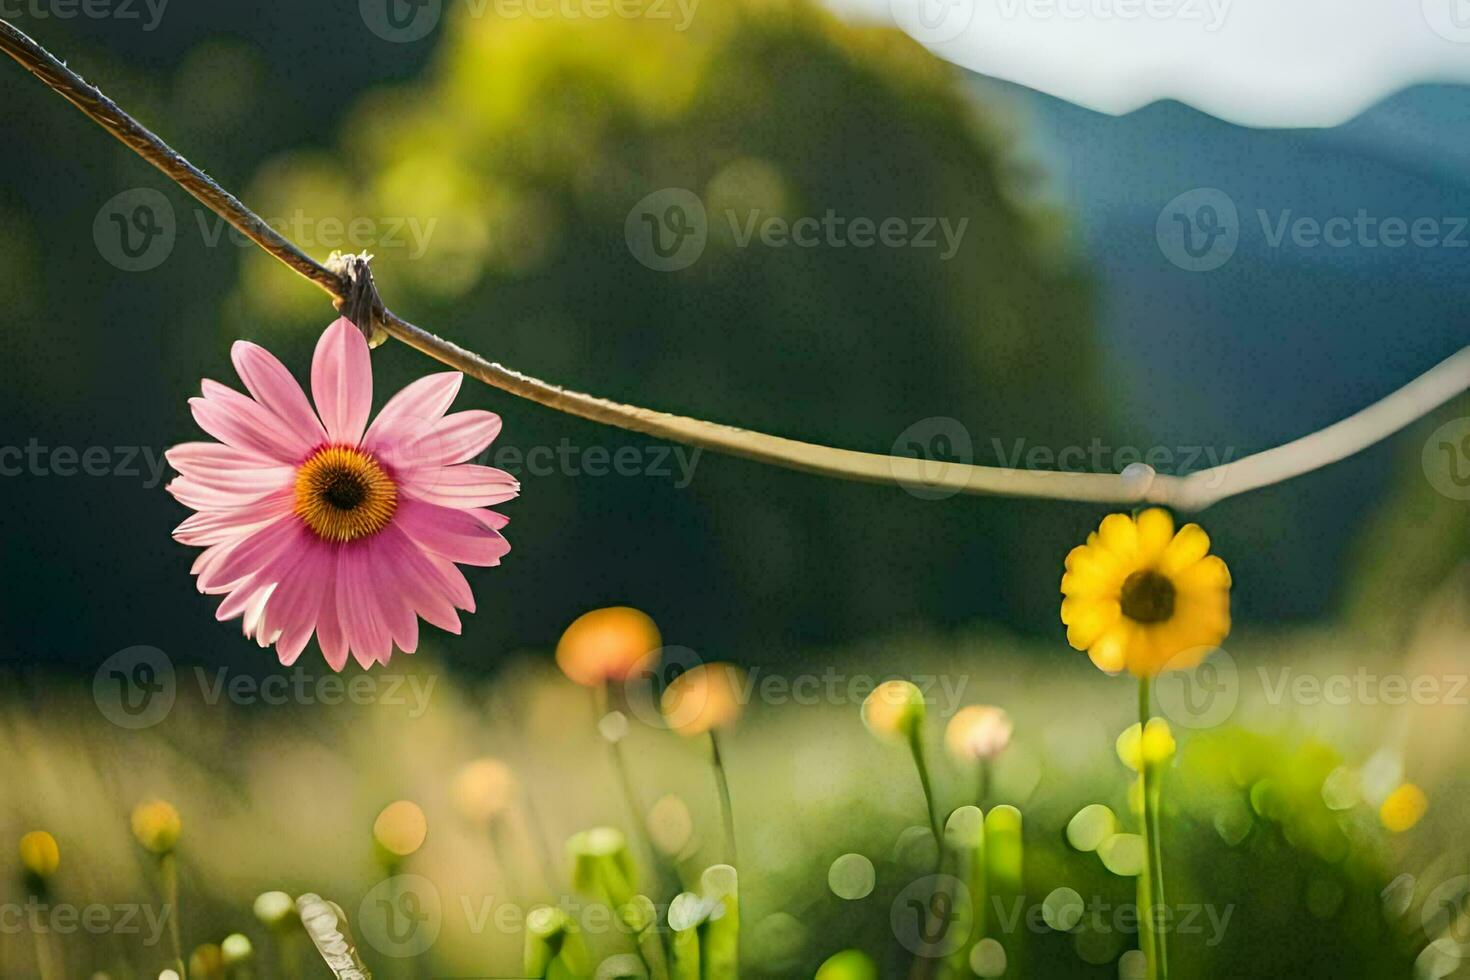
906,724,943,856
668,893,706,980
709,730,739,868
488,815,524,900
594,684,659,864
942,807,985,977
160,852,186,980
984,806,1024,978
621,897,671,980
700,865,739,980
1138,677,1169,980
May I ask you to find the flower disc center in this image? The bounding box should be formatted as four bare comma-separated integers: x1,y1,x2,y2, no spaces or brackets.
1120,569,1176,624
294,446,397,542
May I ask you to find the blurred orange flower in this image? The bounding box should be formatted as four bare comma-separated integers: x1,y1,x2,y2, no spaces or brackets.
556,606,662,687
661,663,747,736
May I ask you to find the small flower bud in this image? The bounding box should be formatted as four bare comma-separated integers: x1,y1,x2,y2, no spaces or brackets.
131,800,182,854
816,949,878,980
221,933,253,967
567,827,637,909
19,831,60,878
188,943,223,980
373,800,428,858
944,705,1013,761
861,680,925,741
1115,719,1175,771
253,890,295,929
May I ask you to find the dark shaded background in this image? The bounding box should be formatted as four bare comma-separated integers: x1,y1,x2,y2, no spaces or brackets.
0,0,1464,679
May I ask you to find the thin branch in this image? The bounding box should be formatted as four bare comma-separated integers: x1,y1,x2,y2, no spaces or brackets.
3,17,1465,511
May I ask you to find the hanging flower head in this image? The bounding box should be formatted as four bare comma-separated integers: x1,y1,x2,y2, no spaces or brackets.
167,318,517,670
1060,508,1231,677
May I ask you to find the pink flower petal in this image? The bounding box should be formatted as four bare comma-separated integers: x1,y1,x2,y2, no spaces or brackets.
366,545,419,658
337,550,391,668
471,509,511,531
263,544,333,667
167,477,289,512
401,464,519,509
215,576,268,623
311,317,373,445
166,441,280,476
196,517,304,593
362,372,463,452
165,460,295,497
196,380,315,461
172,490,295,546
376,525,465,632
402,410,503,468
316,564,350,672
394,497,512,566
232,341,328,448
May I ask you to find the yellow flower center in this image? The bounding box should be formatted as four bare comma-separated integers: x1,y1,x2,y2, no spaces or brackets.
1120,569,1176,624
293,446,397,542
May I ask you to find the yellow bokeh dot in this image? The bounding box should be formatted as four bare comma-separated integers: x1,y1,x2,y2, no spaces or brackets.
374,800,428,857
1379,783,1428,833
452,758,516,824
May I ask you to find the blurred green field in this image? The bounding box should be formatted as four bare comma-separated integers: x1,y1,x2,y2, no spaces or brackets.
4,563,1468,978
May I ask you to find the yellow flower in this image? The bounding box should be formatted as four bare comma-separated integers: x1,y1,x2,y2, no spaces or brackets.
1060,508,1231,677
130,799,182,854
18,831,60,878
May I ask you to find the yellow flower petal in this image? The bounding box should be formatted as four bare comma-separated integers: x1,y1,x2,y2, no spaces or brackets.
1088,622,1131,673
1097,513,1139,559
1061,562,1124,599
1135,508,1175,563
1173,554,1231,596
1160,523,1211,574
1065,599,1121,649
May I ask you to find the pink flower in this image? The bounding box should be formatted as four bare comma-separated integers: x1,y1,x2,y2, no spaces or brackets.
166,318,517,670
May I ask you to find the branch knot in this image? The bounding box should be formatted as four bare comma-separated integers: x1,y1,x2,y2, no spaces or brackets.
327,251,389,349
